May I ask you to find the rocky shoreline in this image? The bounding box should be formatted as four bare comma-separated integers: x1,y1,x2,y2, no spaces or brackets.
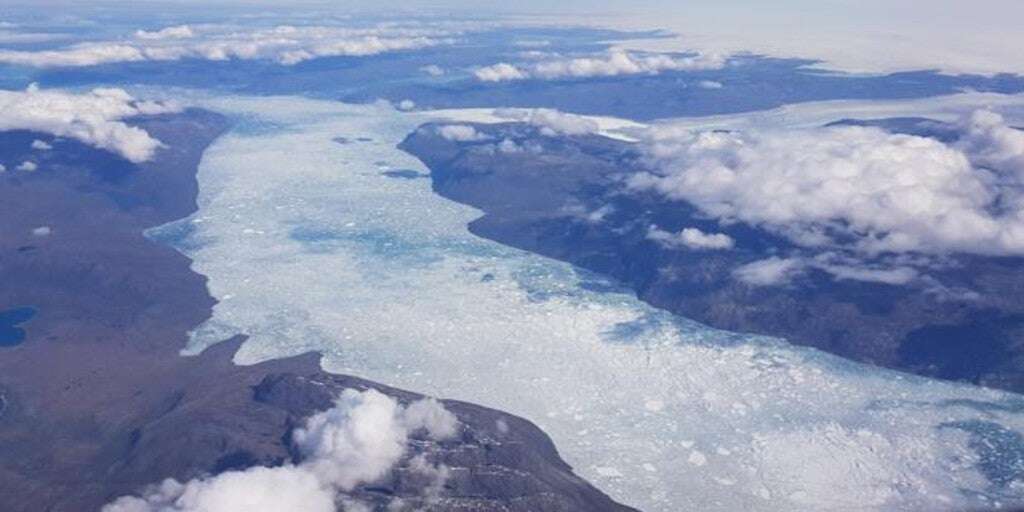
0,111,630,512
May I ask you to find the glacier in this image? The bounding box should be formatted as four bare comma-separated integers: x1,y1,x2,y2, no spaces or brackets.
147,94,1024,512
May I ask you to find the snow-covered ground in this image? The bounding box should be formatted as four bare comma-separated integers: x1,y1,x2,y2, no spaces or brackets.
149,94,1024,511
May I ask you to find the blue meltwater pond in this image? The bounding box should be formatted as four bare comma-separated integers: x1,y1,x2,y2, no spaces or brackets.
0,307,36,347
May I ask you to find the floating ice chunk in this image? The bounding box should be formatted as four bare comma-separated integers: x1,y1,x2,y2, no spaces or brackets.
644,399,665,412
596,466,624,478
688,450,708,467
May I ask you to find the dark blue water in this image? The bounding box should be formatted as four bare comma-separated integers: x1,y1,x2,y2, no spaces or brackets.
0,307,37,347
941,420,1024,487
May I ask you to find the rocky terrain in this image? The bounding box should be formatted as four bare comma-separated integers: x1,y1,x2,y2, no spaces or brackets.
0,112,630,512
401,120,1024,393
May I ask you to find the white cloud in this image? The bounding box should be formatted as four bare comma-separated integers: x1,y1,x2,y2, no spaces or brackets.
474,62,528,82
420,64,445,76
603,1,1024,76
818,262,918,285
0,30,71,44
481,138,542,156
135,25,195,40
631,110,1024,258
103,389,458,512
102,467,336,512
697,80,723,90
16,161,37,172
406,454,450,503
647,225,734,250
733,257,805,286
0,85,177,163
475,49,726,82
561,200,615,224
585,204,615,223
0,164,6,172
31,139,52,150
513,39,550,48
493,108,600,136
956,109,1024,179
497,138,522,153
0,24,452,68
397,99,416,111
31,226,52,237
402,397,458,440
294,390,456,492
294,389,413,491
0,44,149,67
436,124,487,141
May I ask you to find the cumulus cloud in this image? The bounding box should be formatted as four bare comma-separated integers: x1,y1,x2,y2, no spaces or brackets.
0,85,177,163
0,24,452,67
513,39,550,48
561,201,616,224
103,389,458,512
474,62,527,82
406,453,451,503
630,111,1024,286
647,225,735,250
497,138,523,153
493,108,600,136
475,49,726,82
817,261,918,285
16,161,37,172
103,467,336,512
294,391,456,492
697,80,724,89
420,64,445,76
733,257,805,286
631,111,1024,258
31,139,52,150
402,397,458,439
732,254,920,287
956,109,1024,178
135,25,195,40
436,124,487,141
473,138,543,157
0,45,150,67
31,226,52,237
0,30,70,44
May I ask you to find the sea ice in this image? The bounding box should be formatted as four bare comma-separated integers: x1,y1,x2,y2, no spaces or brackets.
148,94,1024,512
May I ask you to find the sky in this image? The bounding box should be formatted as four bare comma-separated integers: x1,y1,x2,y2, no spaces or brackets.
605,0,1024,74
6,0,1023,75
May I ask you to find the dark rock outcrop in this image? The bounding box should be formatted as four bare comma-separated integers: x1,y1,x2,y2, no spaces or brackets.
400,120,1024,393
0,112,631,512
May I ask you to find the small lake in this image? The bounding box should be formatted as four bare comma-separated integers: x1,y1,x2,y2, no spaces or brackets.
0,307,37,347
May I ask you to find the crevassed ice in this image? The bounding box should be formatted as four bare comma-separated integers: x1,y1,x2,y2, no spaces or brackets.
149,95,1024,512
